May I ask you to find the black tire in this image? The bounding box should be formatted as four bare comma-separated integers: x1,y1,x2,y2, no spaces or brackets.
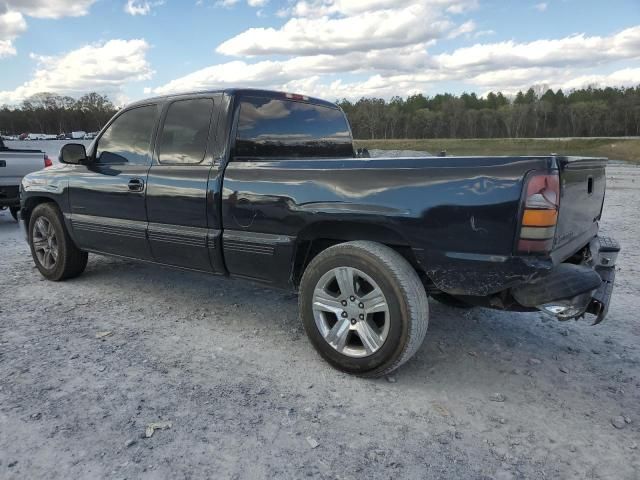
28,203,88,281
299,241,429,377
431,292,475,309
9,206,19,222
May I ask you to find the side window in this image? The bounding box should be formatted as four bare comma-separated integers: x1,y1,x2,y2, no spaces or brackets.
158,98,214,164
235,97,353,159
96,105,158,165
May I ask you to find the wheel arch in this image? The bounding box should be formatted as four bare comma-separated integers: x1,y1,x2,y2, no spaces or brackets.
21,195,60,227
290,221,422,288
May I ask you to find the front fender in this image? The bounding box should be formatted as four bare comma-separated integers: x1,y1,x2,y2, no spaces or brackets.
20,166,71,213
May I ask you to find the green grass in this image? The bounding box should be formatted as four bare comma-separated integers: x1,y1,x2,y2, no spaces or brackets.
354,138,640,163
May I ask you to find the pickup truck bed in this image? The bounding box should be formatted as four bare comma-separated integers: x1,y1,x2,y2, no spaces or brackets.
221,154,606,297
18,89,620,377
1,139,48,218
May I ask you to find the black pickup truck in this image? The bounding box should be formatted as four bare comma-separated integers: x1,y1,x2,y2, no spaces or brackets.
20,89,619,377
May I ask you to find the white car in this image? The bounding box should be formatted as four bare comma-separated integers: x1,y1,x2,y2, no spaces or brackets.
26,133,47,140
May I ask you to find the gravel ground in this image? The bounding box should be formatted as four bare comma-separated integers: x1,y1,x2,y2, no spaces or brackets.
1,165,639,480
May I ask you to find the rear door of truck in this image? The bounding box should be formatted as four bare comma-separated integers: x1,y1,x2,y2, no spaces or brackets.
145,93,224,273
552,156,607,262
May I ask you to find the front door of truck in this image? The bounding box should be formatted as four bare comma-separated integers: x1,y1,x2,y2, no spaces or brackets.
145,95,223,272
68,104,159,260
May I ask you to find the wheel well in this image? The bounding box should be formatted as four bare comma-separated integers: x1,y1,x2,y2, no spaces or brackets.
22,196,57,226
290,221,423,287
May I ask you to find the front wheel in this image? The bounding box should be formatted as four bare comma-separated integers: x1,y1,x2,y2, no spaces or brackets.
299,241,429,377
28,203,88,281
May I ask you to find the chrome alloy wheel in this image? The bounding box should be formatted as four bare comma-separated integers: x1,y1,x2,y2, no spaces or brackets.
312,266,390,358
32,216,58,269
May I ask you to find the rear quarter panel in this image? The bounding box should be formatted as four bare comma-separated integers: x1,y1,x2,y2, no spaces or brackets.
221,156,555,291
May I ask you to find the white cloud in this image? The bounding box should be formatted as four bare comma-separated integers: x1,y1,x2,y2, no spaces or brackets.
557,67,640,91
151,24,640,100
0,39,153,104
217,3,456,56
447,20,476,39
3,0,96,19
288,66,640,100
474,29,495,38
152,44,436,95
286,0,477,18
434,26,640,71
214,0,265,7
0,9,27,58
124,0,165,15
534,2,548,12
469,66,640,96
0,1,96,58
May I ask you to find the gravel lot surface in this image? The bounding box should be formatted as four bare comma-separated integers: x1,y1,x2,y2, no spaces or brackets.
1,164,638,479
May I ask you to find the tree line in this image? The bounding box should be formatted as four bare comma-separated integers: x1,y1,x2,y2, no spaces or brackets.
338,86,640,139
2,86,640,139
0,92,118,135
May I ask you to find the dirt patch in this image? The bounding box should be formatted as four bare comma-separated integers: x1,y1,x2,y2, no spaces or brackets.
1,165,639,479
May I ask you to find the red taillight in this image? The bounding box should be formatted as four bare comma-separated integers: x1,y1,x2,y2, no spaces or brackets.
518,172,560,254
44,154,53,168
524,174,559,209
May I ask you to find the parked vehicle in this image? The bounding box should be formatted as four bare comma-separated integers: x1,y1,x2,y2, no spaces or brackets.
19,89,619,377
26,133,47,140
71,131,87,140
0,138,51,221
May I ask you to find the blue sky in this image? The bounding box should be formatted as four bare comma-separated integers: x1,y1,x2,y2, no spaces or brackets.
1,0,639,105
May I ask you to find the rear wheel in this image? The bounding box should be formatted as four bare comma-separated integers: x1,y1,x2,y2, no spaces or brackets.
28,203,88,281
299,241,428,377
9,207,19,222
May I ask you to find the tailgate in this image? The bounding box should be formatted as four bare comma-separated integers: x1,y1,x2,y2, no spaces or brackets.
552,156,607,262
0,152,45,186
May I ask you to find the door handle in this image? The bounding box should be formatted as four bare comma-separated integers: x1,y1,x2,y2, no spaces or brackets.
128,178,145,192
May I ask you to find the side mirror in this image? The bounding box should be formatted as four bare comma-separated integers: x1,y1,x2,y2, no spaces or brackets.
59,143,87,164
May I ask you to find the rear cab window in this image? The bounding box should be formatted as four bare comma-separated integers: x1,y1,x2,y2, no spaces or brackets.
235,96,353,159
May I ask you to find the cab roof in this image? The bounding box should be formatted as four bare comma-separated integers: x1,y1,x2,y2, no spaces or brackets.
126,88,339,110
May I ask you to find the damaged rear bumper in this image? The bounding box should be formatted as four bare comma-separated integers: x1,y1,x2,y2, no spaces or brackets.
512,236,619,323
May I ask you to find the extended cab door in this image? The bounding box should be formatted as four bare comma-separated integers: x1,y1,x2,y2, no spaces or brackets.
145,95,224,272
68,104,159,260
